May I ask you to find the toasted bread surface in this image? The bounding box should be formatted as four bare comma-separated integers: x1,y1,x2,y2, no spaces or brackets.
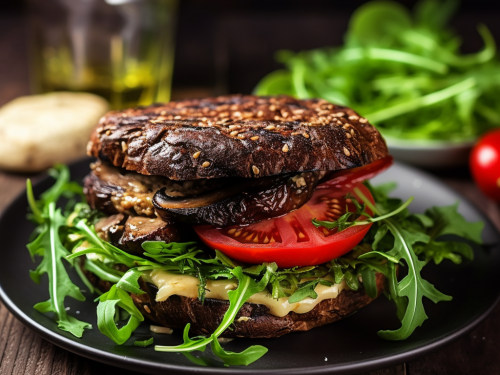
88,95,388,180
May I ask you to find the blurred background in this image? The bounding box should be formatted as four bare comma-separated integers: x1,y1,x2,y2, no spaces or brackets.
2,0,500,99
1,0,500,173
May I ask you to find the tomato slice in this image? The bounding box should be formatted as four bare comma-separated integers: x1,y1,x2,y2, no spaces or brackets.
194,183,374,267
318,156,393,190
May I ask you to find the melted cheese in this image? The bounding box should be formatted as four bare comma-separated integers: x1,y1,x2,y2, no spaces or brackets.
146,270,346,317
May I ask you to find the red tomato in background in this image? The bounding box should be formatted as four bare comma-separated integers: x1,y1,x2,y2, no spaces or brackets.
470,130,500,202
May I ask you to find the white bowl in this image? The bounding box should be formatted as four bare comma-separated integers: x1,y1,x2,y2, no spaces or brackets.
383,135,475,168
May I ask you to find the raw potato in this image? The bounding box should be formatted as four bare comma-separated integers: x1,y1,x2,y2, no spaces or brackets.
0,92,108,172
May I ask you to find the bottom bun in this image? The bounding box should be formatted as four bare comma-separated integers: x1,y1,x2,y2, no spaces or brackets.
83,263,385,339
132,275,386,339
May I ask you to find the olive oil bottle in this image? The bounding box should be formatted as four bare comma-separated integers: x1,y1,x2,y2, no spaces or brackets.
28,0,177,109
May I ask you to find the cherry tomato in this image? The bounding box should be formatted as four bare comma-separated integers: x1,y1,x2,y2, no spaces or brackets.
194,183,374,267
317,156,393,190
470,130,500,202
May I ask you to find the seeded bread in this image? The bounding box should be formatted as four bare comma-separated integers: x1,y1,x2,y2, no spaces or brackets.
87,95,388,180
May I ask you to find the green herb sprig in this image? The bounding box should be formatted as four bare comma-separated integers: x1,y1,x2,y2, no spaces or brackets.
26,166,92,338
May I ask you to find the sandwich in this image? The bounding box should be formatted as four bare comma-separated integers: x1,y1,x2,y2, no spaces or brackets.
84,94,390,334
26,95,482,365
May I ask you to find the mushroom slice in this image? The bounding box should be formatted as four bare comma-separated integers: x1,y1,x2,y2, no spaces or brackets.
84,161,231,217
118,216,190,254
95,215,192,255
153,172,323,227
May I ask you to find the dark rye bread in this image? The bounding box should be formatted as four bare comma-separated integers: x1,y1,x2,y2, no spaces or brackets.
88,95,388,180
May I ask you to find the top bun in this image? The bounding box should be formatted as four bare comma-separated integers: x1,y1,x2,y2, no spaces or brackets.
87,95,388,180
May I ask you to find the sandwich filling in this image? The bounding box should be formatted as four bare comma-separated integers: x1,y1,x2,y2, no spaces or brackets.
145,270,346,317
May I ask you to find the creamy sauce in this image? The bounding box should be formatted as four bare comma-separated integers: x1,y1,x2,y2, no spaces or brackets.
146,270,346,317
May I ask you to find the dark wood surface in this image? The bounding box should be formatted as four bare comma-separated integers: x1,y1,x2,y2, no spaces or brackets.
2,14,500,375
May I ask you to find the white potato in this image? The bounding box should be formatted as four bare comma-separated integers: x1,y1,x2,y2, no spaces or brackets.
0,92,109,172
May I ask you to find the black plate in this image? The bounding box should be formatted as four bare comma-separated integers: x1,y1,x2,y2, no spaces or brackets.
1,158,499,375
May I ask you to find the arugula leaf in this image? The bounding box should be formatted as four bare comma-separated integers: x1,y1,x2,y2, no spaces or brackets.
377,219,452,340
134,337,154,347
116,269,145,295
425,203,484,244
83,259,123,284
354,184,484,340
385,262,408,321
155,266,273,365
312,211,356,231
215,250,238,269
312,195,413,232
360,267,378,299
96,285,144,345
197,268,208,303
344,270,360,290
347,1,412,47
409,203,483,265
288,279,333,303
330,260,345,284
27,202,91,337
210,334,268,366
415,0,459,31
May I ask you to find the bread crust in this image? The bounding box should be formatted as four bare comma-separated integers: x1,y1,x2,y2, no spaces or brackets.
88,95,388,180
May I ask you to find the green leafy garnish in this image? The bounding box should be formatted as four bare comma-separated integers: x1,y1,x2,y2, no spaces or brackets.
288,279,333,303
414,204,482,264
154,266,271,365
134,337,154,347
314,182,483,339
97,284,144,345
312,193,413,231
255,0,500,141
26,166,92,338
210,335,268,366
377,219,451,340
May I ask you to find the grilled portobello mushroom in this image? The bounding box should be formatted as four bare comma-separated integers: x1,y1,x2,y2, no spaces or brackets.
95,214,191,254
84,161,230,216
85,160,324,226
153,171,323,226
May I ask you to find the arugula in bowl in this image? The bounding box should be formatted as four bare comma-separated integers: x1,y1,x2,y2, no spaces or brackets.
256,0,500,142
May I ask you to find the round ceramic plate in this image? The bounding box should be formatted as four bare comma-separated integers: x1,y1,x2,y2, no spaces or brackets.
1,158,499,374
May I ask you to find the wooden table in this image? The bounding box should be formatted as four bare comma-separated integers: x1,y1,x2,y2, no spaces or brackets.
2,17,500,375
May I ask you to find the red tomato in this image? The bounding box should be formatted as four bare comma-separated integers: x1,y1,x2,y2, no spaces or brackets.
194,183,374,267
317,156,393,190
470,130,500,202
